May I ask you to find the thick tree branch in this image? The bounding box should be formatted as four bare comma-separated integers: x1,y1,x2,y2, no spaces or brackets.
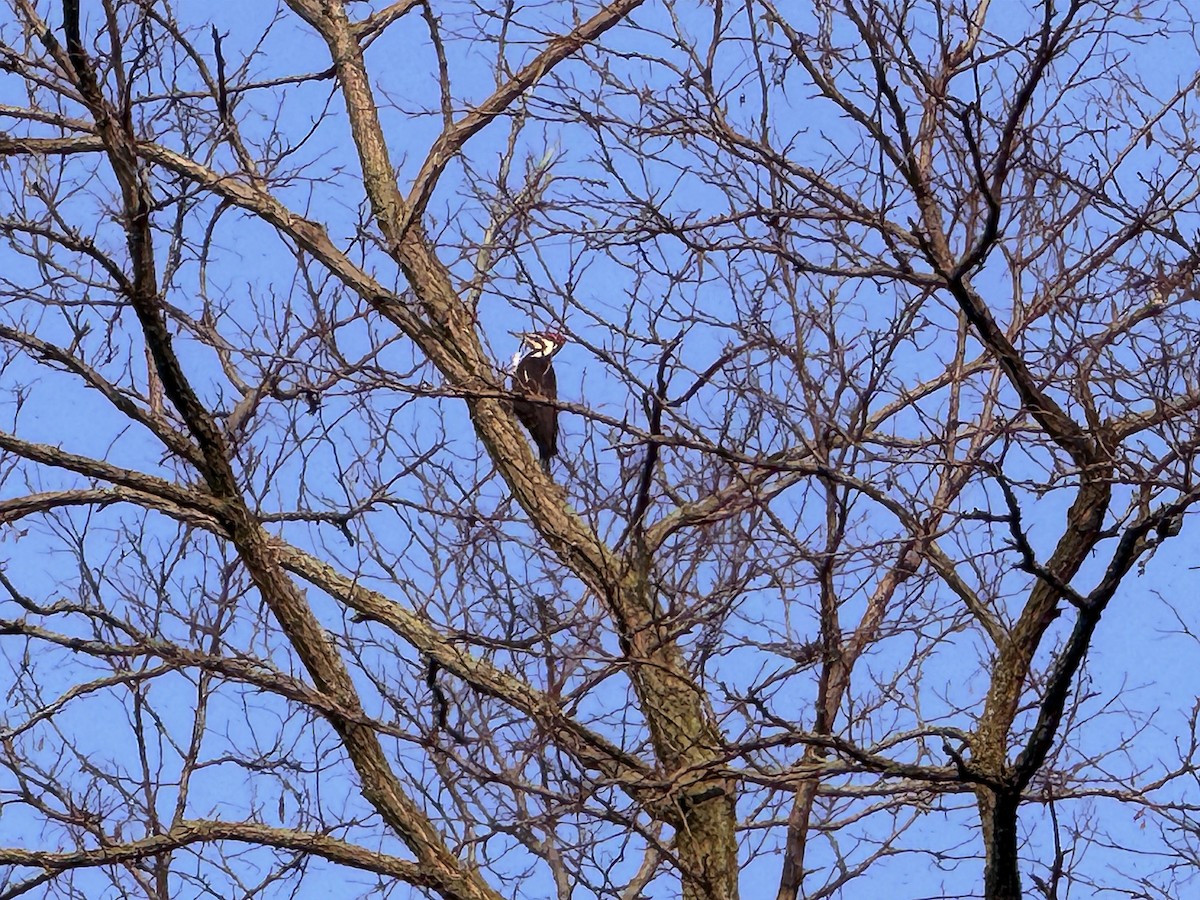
0,820,437,888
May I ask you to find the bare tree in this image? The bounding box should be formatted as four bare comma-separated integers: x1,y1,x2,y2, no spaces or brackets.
1,1,1199,899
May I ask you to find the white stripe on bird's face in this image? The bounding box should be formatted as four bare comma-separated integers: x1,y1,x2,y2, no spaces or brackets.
520,332,565,359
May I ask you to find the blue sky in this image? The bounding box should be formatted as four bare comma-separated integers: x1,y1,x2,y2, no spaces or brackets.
2,1,1200,898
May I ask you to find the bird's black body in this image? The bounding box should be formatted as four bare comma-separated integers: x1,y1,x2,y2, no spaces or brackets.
511,332,567,470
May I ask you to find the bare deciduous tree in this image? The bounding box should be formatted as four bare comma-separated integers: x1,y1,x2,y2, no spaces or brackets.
1,1,1199,898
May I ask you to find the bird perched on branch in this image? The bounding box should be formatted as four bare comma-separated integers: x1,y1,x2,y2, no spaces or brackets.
511,330,568,471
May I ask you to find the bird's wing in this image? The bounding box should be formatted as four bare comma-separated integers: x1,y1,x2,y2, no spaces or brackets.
512,358,532,391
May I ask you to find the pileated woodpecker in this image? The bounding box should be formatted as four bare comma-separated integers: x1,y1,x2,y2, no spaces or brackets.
511,331,568,470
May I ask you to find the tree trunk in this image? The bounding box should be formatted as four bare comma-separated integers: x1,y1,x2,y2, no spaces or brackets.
776,777,819,900
979,787,1022,900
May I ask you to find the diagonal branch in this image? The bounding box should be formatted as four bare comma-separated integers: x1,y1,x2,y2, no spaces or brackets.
1012,491,1200,790
0,324,199,466
398,0,648,239
281,4,739,895
0,820,441,890
40,6,504,897
0,487,654,800
0,431,219,515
